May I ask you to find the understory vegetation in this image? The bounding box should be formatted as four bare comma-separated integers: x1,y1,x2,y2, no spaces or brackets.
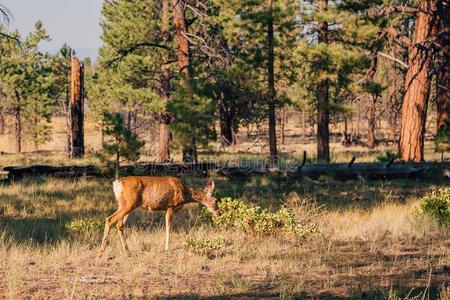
0,176,448,299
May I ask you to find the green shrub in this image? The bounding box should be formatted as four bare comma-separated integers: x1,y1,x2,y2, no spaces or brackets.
203,197,320,238
418,188,450,229
183,236,226,259
65,218,104,235
376,150,401,162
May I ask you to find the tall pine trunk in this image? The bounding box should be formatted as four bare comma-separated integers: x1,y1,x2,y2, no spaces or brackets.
159,0,171,162
366,53,378,149
69,56,85,159
267,0,278,164
172,0,196,162
399,0,439,162
316,0,330,163
218,83,235,146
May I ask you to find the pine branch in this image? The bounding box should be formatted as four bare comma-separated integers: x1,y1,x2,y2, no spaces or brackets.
104,42,172,68
368,5,419,17
377,51,408,69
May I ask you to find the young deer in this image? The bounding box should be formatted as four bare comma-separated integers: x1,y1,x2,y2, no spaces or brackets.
99,176,219,255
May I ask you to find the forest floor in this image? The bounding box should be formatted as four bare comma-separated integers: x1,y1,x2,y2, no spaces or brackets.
0,175,449,299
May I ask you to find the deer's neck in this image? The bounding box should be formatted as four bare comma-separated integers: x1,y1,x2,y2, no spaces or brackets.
187,187,206,204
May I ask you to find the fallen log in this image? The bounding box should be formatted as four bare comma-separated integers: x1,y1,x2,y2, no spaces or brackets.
1,160,450,181
1,162,217,180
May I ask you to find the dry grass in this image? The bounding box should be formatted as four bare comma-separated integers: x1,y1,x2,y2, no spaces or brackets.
1,116,449,166
0,176,449,299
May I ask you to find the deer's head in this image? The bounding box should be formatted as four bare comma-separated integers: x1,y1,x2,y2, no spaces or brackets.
202,178,220,216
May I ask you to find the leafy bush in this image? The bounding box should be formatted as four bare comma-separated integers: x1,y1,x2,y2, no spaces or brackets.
203,198,320,238
417,188,450,229
65,218,104,235
376,150,401,162
183,236,226,259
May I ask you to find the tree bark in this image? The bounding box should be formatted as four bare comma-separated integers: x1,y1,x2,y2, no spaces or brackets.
436,15,450,133
316,0,330,163
366,53,379,149
267,0,278,164
0,113,5,135
218,83,235,146
399,0,439,162
69,56,85,159
159,0,171,162
172,0,197,162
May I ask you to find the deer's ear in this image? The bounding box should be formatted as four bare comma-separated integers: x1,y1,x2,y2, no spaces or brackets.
205,178,215,194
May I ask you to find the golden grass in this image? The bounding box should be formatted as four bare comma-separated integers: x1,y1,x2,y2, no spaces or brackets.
0,177,449,298
1,115,448,165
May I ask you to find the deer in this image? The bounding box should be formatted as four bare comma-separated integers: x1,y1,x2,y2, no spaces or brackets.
99,176,219,256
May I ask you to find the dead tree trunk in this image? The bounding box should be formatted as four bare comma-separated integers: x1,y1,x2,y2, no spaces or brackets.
316,0,330,163
69,56,85,159
159,0,171,162
267,0,278,164
399,0,439,162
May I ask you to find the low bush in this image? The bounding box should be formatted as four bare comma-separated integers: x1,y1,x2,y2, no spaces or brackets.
65,218,104,236
417,188,450,229
183,236,226,259
203,197,320,238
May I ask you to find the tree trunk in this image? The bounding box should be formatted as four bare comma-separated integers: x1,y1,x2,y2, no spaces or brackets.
159,0,171,162
267,0,278,164
436,22,449,133
14,91,21,154
70,56,85,159
279,108,285,145
367,96,377,148
389,119,396,143
356,103,361,136
66,86,71,158
366,53,379,149
218,83,234,146
100,121,105,148
399,0,439,162
316,0,330,163
172,0,196,162
302,109,306,139
0,113,5,135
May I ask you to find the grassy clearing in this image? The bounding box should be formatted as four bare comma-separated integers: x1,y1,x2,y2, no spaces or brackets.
0,176,449,299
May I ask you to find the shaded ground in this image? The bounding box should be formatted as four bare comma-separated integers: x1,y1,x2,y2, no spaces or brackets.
0,177,448,299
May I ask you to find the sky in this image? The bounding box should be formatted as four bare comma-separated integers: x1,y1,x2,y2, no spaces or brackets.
2,0,103,59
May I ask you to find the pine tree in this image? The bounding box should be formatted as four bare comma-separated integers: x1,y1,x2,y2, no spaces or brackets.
0,22,58,152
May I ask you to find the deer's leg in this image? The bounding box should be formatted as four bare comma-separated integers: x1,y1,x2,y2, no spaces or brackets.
116,213,131,256
99,209,122,254
100,207,133,255
165,208,174,251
